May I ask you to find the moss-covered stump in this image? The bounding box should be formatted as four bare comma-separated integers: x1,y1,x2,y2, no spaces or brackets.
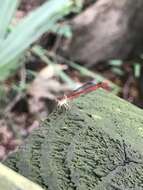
3,89,143,190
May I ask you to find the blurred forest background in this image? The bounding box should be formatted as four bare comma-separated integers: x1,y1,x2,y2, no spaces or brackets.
0,0,143,160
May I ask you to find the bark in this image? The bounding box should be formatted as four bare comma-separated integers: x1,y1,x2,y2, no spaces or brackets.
3,89,143,190
66,0,143,66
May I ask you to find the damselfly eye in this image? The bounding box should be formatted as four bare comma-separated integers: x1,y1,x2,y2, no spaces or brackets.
101,82,110,91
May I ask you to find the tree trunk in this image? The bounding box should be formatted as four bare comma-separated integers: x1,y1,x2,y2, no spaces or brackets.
3,89,143,189
66,0,143,66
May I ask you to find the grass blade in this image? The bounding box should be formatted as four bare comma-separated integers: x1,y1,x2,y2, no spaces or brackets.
0,0,19,40
0,0,75,81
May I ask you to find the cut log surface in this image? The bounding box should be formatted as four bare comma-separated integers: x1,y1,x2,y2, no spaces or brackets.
4,90,143,190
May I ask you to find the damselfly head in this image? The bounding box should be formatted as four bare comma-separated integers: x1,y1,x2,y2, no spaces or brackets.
100,81,110,91
57,95,70,110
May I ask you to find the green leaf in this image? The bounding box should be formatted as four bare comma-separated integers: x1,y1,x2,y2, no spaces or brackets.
134,63,141,78
111,67,123,76
52,24,72,38
0,0,75,81
0,0,19,40
109,60,123,67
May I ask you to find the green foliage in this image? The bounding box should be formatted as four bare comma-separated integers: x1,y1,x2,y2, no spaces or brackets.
0,0,80,81
0,0,19,40
109,59,124,76
134,63,141,78
109,60,123,67
52,24,73,38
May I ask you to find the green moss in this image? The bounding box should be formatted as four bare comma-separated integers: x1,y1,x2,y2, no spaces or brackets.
4,90,143,190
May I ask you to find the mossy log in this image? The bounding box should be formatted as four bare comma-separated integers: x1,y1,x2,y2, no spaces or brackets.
4,90,143,190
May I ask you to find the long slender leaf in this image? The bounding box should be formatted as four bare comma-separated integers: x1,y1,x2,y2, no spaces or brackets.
0,0,75,81
0,0,19,40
